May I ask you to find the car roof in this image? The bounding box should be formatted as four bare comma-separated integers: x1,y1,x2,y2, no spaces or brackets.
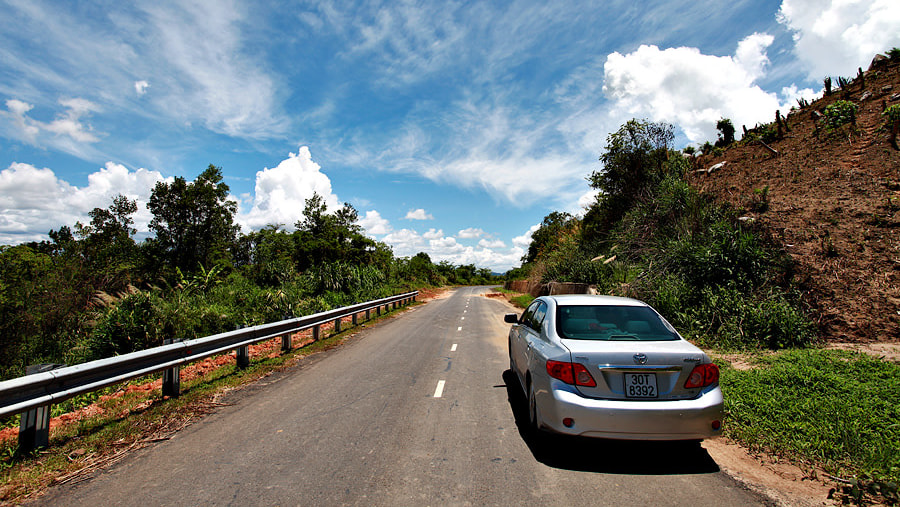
540,294,648,307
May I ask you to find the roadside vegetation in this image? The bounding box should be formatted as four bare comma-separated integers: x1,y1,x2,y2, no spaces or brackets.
0,315,390,502
505,113,899,494
0,167,497,383
720,350,899,500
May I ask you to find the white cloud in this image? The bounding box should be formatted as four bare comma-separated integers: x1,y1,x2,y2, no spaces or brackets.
457,227,485,239
0,161,168,244
512,224,540,248
778,0,900,80
382,228,425,254
358,210,392,236
478,238,506,249
404,208,434,220
429,236,465,253
138,1,288,138
602,34,798,144
238,146,341,230
375,225,522,272
0,2,287,141
422,228,443,240
2,97,101,145
577,189,600,212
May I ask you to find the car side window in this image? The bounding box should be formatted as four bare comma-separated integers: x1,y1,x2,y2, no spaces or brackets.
520,301,540,330
531,302,547,332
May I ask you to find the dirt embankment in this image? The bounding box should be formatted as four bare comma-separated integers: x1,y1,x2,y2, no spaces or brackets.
692,57,900,345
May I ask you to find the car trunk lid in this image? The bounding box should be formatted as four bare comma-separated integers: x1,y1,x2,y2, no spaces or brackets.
562,339,709,400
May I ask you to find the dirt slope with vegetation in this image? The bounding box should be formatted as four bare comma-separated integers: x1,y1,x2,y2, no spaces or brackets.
692,56,900,344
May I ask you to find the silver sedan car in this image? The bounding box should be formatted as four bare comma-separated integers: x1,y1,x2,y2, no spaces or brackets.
506,294,723,440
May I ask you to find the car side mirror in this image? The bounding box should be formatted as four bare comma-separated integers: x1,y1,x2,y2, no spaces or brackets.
504,313,519,324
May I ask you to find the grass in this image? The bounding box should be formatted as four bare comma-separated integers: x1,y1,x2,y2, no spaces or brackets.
510,294,535,308
0,302,414,504
719,349,900,485
491,286,534,309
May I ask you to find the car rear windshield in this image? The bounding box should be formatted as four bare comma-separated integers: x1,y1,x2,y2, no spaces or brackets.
556,305,679,341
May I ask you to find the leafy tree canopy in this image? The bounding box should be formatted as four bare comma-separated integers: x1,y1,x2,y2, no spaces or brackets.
147,164,239,276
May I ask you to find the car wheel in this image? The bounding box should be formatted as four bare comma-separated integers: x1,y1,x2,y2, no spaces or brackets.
527,380,540,433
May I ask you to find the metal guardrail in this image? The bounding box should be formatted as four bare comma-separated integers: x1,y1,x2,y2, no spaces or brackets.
0,290,418,450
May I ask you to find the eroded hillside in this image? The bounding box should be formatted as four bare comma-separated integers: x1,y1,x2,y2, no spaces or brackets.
692,56,900,343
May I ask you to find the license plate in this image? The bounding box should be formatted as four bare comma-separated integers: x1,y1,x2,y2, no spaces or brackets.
624,372,657,398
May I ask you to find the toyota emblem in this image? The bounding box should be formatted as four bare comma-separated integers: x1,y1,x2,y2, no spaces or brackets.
633,353,648,365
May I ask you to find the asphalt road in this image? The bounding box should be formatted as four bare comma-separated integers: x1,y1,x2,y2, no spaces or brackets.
37,286,768,506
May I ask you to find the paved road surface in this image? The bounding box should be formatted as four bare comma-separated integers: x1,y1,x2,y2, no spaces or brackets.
37,286,767,506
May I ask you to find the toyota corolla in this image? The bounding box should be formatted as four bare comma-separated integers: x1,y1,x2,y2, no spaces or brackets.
506,294,723,440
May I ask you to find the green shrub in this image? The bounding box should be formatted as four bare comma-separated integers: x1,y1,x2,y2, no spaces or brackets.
822,100,858,130
87,290,163,358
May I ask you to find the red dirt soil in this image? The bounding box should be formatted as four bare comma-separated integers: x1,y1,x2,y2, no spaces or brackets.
691,58,900,344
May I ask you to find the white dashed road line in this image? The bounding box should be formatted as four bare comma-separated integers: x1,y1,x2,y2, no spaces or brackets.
433,380,446,398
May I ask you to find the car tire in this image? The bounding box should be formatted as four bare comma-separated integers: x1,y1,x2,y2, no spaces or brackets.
527,380,540,433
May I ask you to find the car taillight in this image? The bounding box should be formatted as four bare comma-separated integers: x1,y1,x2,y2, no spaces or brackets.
546,360,597,387
684,363,719,388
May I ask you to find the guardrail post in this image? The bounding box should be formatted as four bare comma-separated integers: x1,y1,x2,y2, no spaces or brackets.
18,363,64,453
313,325,320,342
281,333,292,353
333,318,341,334
352,313,358,326
413,294,417,302
236,346,250,368
393,301,398,310
162,338,180,397
365,308,371,321
376,306,381,316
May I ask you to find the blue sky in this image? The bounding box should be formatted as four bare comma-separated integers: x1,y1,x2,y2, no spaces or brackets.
1,0,899,271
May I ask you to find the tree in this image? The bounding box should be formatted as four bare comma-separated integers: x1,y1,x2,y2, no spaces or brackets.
75,195,139,286
523,211,574,265
715,118,735,147
293,193,377,271
147,165,239,276
584,119,674,241
242,225,297,286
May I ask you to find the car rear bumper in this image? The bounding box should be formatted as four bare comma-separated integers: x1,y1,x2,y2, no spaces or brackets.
538,382,724,440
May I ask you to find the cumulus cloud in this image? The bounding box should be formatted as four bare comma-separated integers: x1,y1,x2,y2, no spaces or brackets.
422,228,443,240
358,210,392,236
778,0,900,79
512,224,539,248
134,80,150,95
429,235,465,253
577,189,600,212
602,33,798,143
382,228,425,254
238,146,341,230
0,161,168,244
478,238,506,249
372,224,522,271
403,208,434,220
457,227,485,239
